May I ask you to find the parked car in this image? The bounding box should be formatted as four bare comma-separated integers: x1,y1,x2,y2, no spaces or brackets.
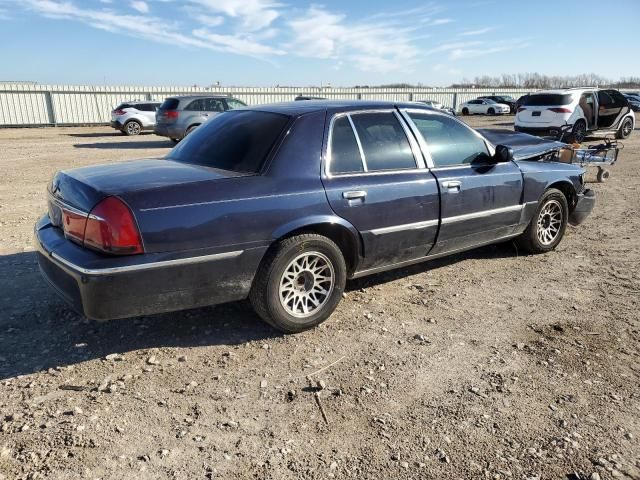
414,99,456,115
478,95,517,113
36,101,594,333
458,98,511,115
623,93,640,112
110,101,161,136
154,95,247,142
515,88,635,142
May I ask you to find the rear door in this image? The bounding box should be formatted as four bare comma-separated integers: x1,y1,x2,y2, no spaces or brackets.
202,97,225,121
402,109,523,254
597,90,628,129
321,109,440,270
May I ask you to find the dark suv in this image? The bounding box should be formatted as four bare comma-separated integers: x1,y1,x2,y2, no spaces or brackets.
154,95,247,142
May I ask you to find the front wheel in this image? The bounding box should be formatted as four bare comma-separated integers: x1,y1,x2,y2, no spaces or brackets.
516,188,568,254
250,234,347,333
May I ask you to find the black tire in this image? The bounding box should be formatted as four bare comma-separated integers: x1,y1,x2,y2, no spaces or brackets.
596,167,610,183
123,120,142,136
568,120,586,143
488,107,495,115
461,107,469,116
516,188,569,254
185,124,199,137
616,117,633,139
249,234,347,333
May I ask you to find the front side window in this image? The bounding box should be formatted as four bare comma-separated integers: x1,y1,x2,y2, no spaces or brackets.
329,116,364,174
167,111,290,173
226,98,248,110
408,112,490,167
349,112,416,171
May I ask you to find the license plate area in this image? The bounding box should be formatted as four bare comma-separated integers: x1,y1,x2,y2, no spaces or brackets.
532,111,541,117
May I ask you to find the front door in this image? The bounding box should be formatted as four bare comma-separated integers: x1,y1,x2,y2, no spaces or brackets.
402,110,524,254
597,90,628,129
321,110,440,270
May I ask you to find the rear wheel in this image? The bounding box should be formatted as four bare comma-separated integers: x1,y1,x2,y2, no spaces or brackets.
616,117,633,139
249,234,347,333
488,107,495,115
123,120,142,136
569,120,586,143
461,107,469,115
184,124,199,137
516,188,568,254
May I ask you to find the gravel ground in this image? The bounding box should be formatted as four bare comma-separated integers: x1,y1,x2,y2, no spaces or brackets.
0,117,638,480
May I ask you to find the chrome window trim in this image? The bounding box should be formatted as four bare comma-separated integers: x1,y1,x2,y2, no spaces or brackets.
441,204,523,225
49,250,244,276
324,109,424,178
400,108,496,169
346,114,368,172
368,219,439,236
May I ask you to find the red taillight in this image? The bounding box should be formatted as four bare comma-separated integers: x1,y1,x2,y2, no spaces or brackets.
83,197,143,255
517,107,527,112
113,109,126,116
548,107,572,113
164,110,179,119
61,208,87,244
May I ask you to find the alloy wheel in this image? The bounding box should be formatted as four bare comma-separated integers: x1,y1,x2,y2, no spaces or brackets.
622,118,633,137
126,122,141,135
278,252,335,319
536,199,563,246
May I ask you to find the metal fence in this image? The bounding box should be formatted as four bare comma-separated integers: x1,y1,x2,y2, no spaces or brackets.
1,84,635,127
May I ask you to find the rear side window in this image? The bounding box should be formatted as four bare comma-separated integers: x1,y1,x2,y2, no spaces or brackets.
159,98,179,110
350,112,416,171
607,90,628,107
136,103,159,112
522,94,573,106
167,111,289,174
185,99,204,111
408,112,489,167
329,116,364,174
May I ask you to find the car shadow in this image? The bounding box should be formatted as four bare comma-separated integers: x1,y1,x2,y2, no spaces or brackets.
73,140,174,149
0,251,280,380
66,132,125,138
0,242,519,380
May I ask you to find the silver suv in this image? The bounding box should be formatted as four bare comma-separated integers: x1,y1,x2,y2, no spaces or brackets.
110,101,161,136
154,95,247,142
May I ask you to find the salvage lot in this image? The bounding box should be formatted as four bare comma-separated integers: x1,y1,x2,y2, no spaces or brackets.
0,116,638,479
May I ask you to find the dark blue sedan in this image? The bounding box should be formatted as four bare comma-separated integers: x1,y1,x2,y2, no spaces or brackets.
35,101,594,333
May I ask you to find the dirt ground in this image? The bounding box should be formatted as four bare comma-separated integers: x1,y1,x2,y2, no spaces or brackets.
0,116,638,480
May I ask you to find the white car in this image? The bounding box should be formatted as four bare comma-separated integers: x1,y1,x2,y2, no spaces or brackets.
110,101,161,136
414,99,456,115
458,98,510,116
515,88,635,142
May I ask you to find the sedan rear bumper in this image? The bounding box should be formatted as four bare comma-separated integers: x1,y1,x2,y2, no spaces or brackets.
569,189,595,226
34,216,264,320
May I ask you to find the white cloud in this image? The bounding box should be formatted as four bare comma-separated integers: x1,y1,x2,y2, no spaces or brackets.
287,6,420,73
458,27,493,36
189,0,282,31
130,1,149,14
430,18,452,25
192,28,285,56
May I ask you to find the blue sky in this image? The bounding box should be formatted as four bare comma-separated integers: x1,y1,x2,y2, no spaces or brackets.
0,0,638,87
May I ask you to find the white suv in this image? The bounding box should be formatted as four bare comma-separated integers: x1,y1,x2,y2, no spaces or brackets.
110,101,161,136
515,88,635,142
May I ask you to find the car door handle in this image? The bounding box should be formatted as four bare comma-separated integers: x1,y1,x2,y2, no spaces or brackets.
342,190,367,200
442,181,461,191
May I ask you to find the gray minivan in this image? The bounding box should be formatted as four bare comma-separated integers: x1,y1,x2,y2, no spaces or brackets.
154,95,247,142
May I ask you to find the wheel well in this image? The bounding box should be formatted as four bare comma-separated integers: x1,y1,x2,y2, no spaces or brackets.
277,223,361,274
124,119,141,125
548,181,577,211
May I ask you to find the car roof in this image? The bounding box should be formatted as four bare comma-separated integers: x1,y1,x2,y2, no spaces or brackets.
246,100,434,116
168,94,233,100
120,100,160,104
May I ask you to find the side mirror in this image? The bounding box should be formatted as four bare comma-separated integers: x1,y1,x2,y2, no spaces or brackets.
493,144,514,163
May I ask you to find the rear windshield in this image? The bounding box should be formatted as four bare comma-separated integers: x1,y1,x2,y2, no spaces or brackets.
159,98,179,110
115,103,132,110
522,94,573,106
167,111,290,173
